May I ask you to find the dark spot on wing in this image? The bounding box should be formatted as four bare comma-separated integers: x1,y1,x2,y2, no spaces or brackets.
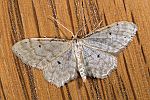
57,61,61,64
39,45,41,47
97,54,100,58
109,32,111,35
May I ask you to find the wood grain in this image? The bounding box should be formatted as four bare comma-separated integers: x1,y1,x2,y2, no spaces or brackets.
0,0,150,100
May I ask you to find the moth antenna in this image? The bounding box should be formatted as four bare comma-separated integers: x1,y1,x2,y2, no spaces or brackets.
75,22,88,35
91,20,103,32
75,1,103,37
48,16,75,37
75,20,103,37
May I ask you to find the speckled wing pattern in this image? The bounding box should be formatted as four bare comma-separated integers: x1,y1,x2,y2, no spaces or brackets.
82,21,137,78
82,45,117,78
12,21,137,87
12,38,77,87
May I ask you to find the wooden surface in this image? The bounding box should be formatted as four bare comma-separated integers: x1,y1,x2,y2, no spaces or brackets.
0,0,150,100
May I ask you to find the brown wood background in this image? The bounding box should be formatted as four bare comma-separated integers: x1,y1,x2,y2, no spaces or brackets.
0,0,150,100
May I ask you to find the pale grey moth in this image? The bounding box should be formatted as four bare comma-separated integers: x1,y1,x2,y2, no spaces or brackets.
12,21,137,87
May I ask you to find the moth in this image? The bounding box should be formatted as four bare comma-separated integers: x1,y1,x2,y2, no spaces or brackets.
12,21,137,87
